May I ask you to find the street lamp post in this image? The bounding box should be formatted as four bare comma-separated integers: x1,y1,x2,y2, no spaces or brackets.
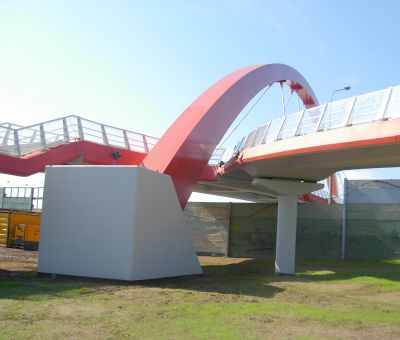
330,85,351,102
328,85,351,204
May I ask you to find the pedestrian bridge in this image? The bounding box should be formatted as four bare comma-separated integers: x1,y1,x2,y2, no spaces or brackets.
196,85,400,202
1,85,400,203
2,63,400,276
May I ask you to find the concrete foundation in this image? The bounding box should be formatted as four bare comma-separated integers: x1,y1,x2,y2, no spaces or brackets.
38,165,202,281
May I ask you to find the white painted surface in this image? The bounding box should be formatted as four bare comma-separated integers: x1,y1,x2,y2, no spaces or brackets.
252,178,323,196
275,195,297,274
38,166,202,281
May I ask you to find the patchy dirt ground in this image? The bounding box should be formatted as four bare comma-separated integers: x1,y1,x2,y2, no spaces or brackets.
0,246,38,273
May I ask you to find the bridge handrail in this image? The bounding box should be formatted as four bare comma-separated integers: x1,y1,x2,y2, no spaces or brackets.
0,115,223,165
234,85,400,153
2,86,399,167
0,115,161,157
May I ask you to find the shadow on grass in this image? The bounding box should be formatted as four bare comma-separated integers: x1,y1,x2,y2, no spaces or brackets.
0,261,284,301
0,258,398,300
150,258,400,293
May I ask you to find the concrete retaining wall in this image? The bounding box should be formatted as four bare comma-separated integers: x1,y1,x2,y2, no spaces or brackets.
185,180,400,260
185,202,343,260
345,180,400,259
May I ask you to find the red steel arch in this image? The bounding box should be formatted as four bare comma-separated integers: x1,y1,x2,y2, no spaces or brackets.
143,64,318,208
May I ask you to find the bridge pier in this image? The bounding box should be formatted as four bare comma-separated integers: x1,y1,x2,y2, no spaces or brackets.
252,178,323,274
276,194,297,274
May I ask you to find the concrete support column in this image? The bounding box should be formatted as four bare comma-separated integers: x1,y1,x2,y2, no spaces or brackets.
252,178,323,275
275,194,297,274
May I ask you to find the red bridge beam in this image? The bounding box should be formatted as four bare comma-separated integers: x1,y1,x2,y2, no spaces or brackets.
0,140,219,181
143,64,318,208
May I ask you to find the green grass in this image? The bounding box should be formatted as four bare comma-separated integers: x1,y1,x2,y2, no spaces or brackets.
0,258,399,339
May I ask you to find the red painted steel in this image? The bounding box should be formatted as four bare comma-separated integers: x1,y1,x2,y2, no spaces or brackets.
0,64,328,205
298,193,328,204
0,140,219,182
0,141,146,176
328,175,338,199
142,64,318,208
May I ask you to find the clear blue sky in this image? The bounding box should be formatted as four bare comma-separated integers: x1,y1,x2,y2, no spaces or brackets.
1,0,400,195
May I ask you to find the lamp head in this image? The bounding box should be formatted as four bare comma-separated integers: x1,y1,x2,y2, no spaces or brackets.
112,151,122,160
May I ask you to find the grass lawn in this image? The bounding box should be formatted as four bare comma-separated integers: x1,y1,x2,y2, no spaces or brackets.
0,256,399,339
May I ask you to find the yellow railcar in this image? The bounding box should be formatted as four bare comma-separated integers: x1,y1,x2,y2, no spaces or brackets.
0,209,41,250
12,224,40,250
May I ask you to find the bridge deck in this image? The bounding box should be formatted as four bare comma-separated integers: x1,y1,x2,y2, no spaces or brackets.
1,85,399,203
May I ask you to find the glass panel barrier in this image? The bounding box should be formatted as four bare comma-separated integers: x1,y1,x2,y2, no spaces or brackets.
319,98,353,130
297,105,325,136
234,137,246,152
264,117,284,142
385,86,400,119
251,124,269,147
278,111,302,140
349,89,386,125
242,129,257,150
209,148,225,165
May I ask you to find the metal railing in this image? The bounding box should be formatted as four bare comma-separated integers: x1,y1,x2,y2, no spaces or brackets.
0,115,159,158
223,86,400,202
2,85,398,170
0,115,222,165
234,85,400,153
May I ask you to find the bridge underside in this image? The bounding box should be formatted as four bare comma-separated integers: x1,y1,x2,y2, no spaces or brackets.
240,141,400,183
195,168,325,203
196,169,278,203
